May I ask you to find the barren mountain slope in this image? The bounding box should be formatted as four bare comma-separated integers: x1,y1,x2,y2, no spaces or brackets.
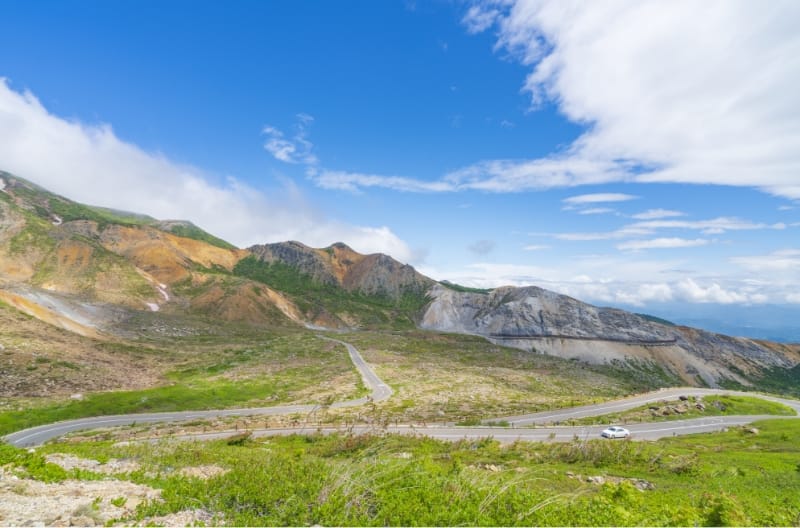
0,172,299,332
421,284,800,387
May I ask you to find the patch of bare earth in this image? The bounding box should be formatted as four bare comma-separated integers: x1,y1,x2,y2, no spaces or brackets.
0,466,159,527
0,302,162,399
356,344,622,423
2,456,228,527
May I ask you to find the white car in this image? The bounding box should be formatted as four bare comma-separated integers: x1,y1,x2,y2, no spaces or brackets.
601,426,630,439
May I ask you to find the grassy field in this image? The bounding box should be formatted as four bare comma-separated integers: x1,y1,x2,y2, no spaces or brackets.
0,331,365,436
5,417,798,526
567,394,796,426
336,331,647,424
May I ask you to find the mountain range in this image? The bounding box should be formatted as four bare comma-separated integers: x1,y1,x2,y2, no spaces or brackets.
1,170,798,391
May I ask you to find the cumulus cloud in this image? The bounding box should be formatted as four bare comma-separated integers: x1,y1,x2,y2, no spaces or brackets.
617,237,709,251
459,0,800,200
0,80,413,260
423,250,800,307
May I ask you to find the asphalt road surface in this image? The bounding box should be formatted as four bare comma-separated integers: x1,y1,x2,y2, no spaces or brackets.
4,337,798,447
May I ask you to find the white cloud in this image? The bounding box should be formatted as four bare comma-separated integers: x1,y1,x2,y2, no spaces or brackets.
674,278,753,304
460,0,800,200
262,114,318,165
577,207,615,215
617,237,709,251
423,251,785,306
462,4,502,34
732,249,800,273
563,192,637,206
522,244,549,251
313,169,454,193
786,293,800,304
632,209,686,220
632,217,785,235
0,80,412,261
556,216,786,241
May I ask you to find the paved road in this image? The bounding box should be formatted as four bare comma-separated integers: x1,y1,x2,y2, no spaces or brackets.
4,336,390,447
493,387,800,426
4,337,798,447
131,414,794,445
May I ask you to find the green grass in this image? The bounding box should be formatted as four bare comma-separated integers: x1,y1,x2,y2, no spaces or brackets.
336,330,644,423
635,313,676,326
31,418,800,526
161,222,237,250
233,256,430,329
0,331,365,436
438,280,491,294
568,394,796,426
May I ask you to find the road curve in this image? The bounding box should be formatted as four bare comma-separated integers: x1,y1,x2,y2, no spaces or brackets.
4,336,390,447
493,387,800,426
4,336,798,447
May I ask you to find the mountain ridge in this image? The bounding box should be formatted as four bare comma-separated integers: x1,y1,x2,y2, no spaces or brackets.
2,170,799,390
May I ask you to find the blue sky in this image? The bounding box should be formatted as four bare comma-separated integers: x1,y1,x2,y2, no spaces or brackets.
1,1,799,333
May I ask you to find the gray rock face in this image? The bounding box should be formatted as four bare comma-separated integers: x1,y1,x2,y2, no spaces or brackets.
248,241,339,286
421,284,674,342
247,241,433,300
420,284,800,386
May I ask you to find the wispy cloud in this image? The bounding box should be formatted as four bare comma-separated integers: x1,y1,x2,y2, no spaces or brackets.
0,80,413,260
313,170,454,193
461,4,501,34
563,193,638,206
617,237,709,251
263,114,318,165
577,207,616,215
632,209,686,220
555,216,787,242
522,244,549,251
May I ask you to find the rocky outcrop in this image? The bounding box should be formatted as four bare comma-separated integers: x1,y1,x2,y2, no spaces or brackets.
421,284,800,386
421,284,674,342
248,241,434,300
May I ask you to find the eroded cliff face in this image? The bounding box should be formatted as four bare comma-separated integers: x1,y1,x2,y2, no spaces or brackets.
248,241,434,300
421,285,675,342
421,284,800,387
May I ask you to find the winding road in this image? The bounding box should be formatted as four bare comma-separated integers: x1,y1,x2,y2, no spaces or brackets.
4,337,798,447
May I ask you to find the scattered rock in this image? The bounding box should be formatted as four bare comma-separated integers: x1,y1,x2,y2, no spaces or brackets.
696,402,706,411
679,395,689,401
745,427,759,435
0,472,159,526
178,465,228,480
567,472,655,491
394,452,413,460
45,454,141,475
142,508,221,526
69,393,83,401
